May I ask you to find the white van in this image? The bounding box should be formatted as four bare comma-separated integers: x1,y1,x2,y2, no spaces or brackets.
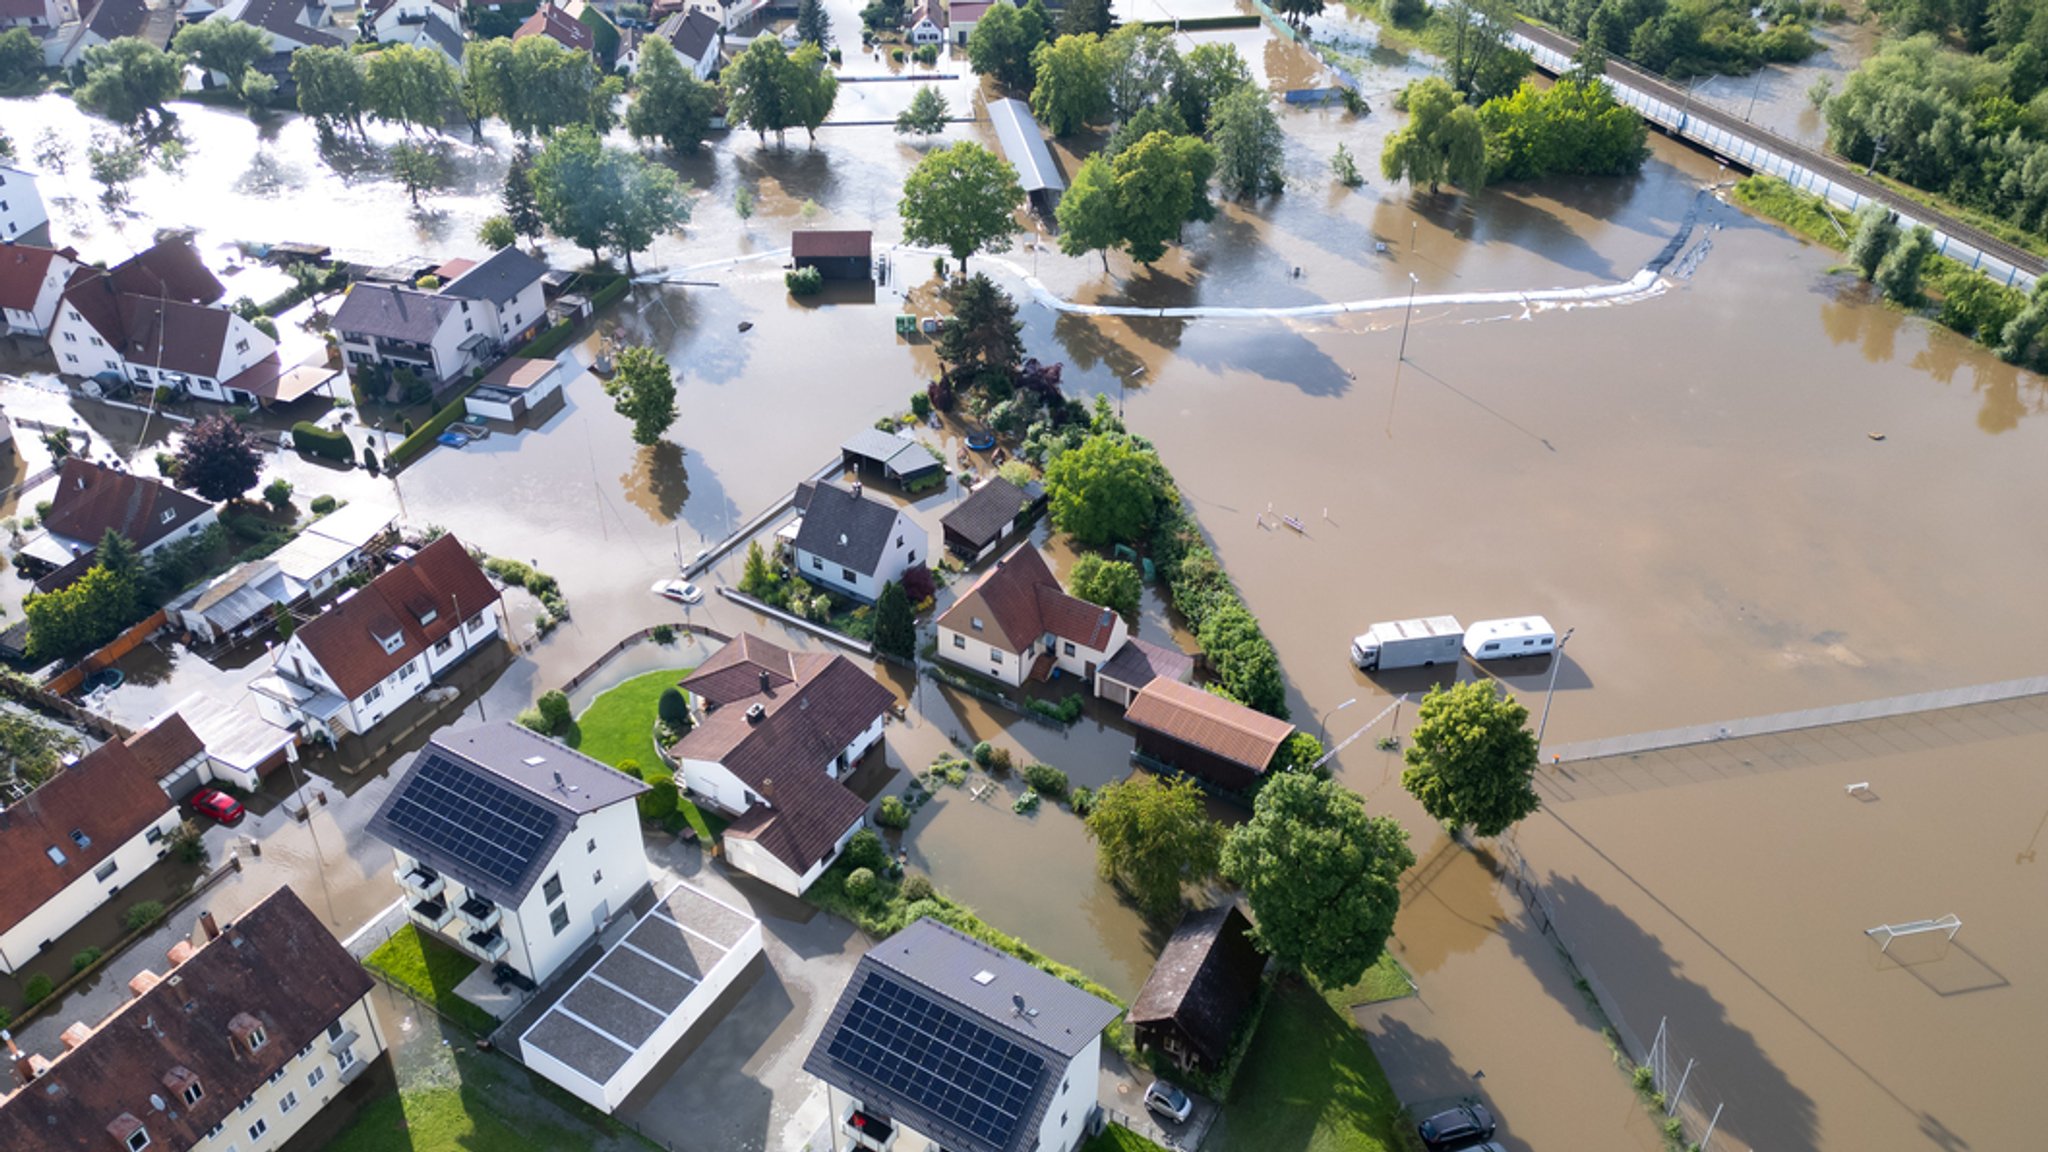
1462,616,1556,661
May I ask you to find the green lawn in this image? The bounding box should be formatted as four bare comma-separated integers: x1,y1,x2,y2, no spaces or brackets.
325,1038,641,1152
569,667,724,843
1321,954,1416,1013
1081,1124,1171,1152
362,926,498,1037
1216,979,1411,1152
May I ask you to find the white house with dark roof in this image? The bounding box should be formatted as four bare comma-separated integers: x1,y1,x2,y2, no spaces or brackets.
906,0,943,43
439,246,549,347
0,165,50,244
18,458,220,587
332,282,488,387
628,7,718,76
935,543,1128,688
46,241,276,400
0,243,79,337
363,0,465,62
52,0,174,67
804,917,1121,1152
941,474,1042,563
667,633,894,896
1,0,74,33
213,0,345,53
790,480,927,604
367,723,649,984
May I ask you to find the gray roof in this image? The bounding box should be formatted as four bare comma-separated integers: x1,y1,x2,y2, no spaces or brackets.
420,12,466,59
333,283,461,342
1098,637,1194,693
842,427,941,482
941,476,1036,548
660,8,719,61
987,98,1063,195
804,918,1120,1152
793,481,907,574
441,247,548,306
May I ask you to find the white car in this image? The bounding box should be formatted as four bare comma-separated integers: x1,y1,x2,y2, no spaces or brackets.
651,579,703,605
1143,1081,1193,1125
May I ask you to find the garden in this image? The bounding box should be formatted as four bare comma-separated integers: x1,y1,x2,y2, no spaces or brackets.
362,924,498,1037
562,667,723,844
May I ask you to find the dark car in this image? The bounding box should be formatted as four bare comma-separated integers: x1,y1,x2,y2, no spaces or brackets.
1417,1103,1496,1151
191,788,245,824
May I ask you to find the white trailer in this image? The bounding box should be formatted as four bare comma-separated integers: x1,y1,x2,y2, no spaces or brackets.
1463,616,1556,661
1350,616,1463,671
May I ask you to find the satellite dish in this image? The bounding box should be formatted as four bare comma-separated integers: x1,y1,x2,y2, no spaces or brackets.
149,1094,166,1112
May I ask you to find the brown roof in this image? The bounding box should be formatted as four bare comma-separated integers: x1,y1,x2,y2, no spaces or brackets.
1098,636,1195,693
940,476,1035,549
1129,903,1265,1067
0,888,374,1152
477,356,558,391
291,534,501,699
1124,678,1295,772
0,245,76,312
116,296,237,377
123,713,205,782
791,230,872,260
106,236,225,306
0,738,174,934
515,1,595,50
935,543,1118,655
41,458,213,552
671,634,894,874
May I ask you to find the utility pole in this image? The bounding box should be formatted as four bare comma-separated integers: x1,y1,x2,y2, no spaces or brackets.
1318,697,1357,746
1397,273,1420,363
1744,66,1766,123
1535,626,1576,759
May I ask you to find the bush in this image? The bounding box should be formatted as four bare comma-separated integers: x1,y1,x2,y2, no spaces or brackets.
309,494,338,514
362,445,379,473
1070,784,1095,816
846,866,879,901
638,770,679,822
123,901,165,933
261,477,293,509
787,265,825,296
914,43,937,64
926,378,954,412
23,974,53,1005
901,873,935,901
845,827,889,871
72,947,102,973
651,624,676,645
1027,696,1084,725
1021,763,1068,799
517,707,548,733
891,47,905,62
986,745,1013,773
521,319,577,360
536,689,572,734
909,390,932,420
1012,787,1040,814
901,563,936,604
291,421,353,461
154,451,179,478
876,794,912,828
657,686,692,733
972,740,995,767
616,758,644,780
170,822,207,864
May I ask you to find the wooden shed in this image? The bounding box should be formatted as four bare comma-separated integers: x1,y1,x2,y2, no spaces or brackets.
792,230,874,282
1130,903,1267,1074
1124,677,1295,795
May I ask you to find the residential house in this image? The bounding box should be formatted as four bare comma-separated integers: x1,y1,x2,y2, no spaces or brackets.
0,733,183,975
935,543,1127,689
465,356,565,422
438,246,549,348
264,500,398,600
948,0,988,43
366,723,650,984
166,558,291,643
1123,676,1297,794
792,229,872,282
1,0,74,32
249,534,503,738
122,711,212,797
905,0,943,43
626,7,718,77
364,0,466,63
213,0,346,55
940,474,1042,563
1129,903,1266,1075
0,166,49,244
0,888,385,1152
331,281,490,388
668,633,894,896
0,243,80,337
17,458,219,587
789,479,927,604
515,0,594,52
51,0,174,67
839,426,940,489
804,917,1120,1152
160,693,298,792
1093,636,1194,709
47,237,277,401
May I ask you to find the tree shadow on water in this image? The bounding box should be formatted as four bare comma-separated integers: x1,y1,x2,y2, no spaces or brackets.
618,440,691,524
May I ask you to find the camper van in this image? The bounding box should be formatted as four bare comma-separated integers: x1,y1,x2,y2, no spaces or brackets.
1350,616,1463,671
1462,616,1556,661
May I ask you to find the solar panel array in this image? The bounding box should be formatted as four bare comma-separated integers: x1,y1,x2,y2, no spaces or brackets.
826,971,1045,1151
384,750,557,895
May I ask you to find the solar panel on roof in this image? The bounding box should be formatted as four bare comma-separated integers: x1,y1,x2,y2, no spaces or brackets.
825,971,1044,1149
385,750,558,893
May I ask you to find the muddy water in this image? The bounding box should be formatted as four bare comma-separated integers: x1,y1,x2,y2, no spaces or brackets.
1682,11,1880,150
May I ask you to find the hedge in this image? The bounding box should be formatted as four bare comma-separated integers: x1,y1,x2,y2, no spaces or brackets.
588,274,630,310
519,320,579,360
291,421,354,461
386,385,479,471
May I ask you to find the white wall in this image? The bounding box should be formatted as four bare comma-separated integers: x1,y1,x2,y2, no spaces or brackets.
280,603,501,737
1,251,75,336
1050,616,1127,681
49,298,126,378
937,625,1030,687
794,512,926,605
509,801,649,985
1033,1037,1103,1152
725,814,860,897
0,167,47,243
676,757,753,816
489,280,547,344
0,807,181,975
186,994,384,1152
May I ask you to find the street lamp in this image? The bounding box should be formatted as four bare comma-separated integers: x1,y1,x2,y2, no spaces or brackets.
1744,66,1767,123
1396,273,1420,363
1535,626,1576,759
1318,697,1358,746
1120,364,1145,420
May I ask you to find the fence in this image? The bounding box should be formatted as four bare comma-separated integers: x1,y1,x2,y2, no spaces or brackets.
43,609,170,697
555,622,734,699
921,663,1067,730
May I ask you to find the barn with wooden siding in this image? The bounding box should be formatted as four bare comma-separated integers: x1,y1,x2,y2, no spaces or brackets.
1124,677,1295,795
791,230,873,282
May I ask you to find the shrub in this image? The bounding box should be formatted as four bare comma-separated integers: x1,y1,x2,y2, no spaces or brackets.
517,707,548,732
901,563,936,604
1012,787,1040,814
914,43,937,64
291,421,353,461
616,759,644,780
972,740,995,767
909,390,932,420
310,494,338,514
1027,696,1084,725
901,873,935,902
72,947,102,973
261,477,293,509
845,827,889,871
657,686,692,733
985,745,1013,773
362,445,379,473
846,866,879,901
787,265,825,296
876,794,912,828
1070,784,1095,815
926,378,954,412
651,624,676,645
154,451,179,477
170,822,207,864
891,47,905,61
639,769,679,822
536,689,572,734
123,901,165,933
1021,763,1068,799
23,974,53,1005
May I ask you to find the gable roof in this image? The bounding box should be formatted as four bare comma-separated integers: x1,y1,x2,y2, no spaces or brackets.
417,12,467,59
1128,903,1265,1067
107,236,225,305
367,723,646,905
804,918,1120,1152
657,7,718,60
332,282,462,343
908,0,943,27
1124,677,1295,772
221,0,344,46
676,631,798,706
440,246,547,306
515,1,595,50
289,533,500,699
793,230,873,261
81,0,155,42
1097,636,1194,693
0,244,76,312
41,458,213,552
940,476,1034,549
950,0,992,20
987,98,1063,195
840,427,938,481
115,296,241,377
935,543,1118,654
0,736,174,934
123,712,206,782
0,888,374,1152
792,481,907,575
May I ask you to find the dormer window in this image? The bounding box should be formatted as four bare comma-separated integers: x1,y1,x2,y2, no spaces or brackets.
376,630,404,655
160,509,176,524
248,1026,267,1051
46,846,66,865
163,1066,202,1106
229,1012,268,1054
970,616,984,631
415,607,438,625
108,1114,148,1151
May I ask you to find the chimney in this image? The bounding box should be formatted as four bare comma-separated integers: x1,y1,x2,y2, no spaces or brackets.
759,670,771,692
128,970,161,998
745,702,766,725
59,1022,92,1051
851,480,862,498
199,911,219,941
166,941,195,966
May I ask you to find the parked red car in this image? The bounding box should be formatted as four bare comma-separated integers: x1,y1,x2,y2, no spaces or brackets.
190,788,245,824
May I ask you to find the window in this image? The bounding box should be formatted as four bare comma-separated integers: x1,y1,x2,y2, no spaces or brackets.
1063,642,1076,656
335,1046,356,1072
810,556,822,570
63,330,75,343
895,536,903,548
125,1127,149,1151
248,1119,268,1141
990,651,1004,664
586,838,595,853
204,1123,223,1140
182,1081,204,1106
433,636,453,655
592,869,603,885
399,660,417,680
94,859,119,882
307,1065,326,1089
327,1020,344,1041
146,826,165,844
267,1067,287,1085
363,685,383,704
841,567,856,582
69,829,90,849
235,338,249,353
951,634,966,649
467,612,486,631
64,353,77,365
247,1025,268,1052
549,905,569,935
160,509,176,524
970,616,984,631
45,846,65,866
279,1090,299,1115
542,873,563,903
134,368,150,381
88,335,104,347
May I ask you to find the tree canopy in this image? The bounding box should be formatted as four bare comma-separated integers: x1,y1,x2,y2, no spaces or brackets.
364,44,458,132
899,142,1024,272
1222,774,1414,988
894,85,950,136
388,141,447,207
1029,34,1109,135
1401,679,1542,837
77,38,182,129
1477,75,1647,182
968,0,1048,91
1210,86,1285,199
934,273,1024,384
171,20,269,97
292,46,365,131
630,40,723,152
723,38,837,145
1044,430,1176,547
873,580,916,659
1084,774,1222,919
530,126,690,270
174,416,262,503
605,345,679,445
1381,76,1487,195
1068,554,1141,624
1174,41,1252,134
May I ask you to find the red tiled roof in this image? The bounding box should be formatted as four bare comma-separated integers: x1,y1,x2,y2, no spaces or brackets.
678,632,799,706
935,543,1118,654
41,458,213,552
106,236,225,305
0,738,174,933
0,245,75,312
515,1,594,50
115,296,236,377
124,713,205,781
1124,678,1295,772
791,230,872,260
292,534,500,699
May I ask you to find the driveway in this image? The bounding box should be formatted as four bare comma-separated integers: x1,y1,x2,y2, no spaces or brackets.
1099,1049,1219,1152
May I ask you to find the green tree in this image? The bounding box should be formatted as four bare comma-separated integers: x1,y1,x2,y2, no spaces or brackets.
873,579,916,659
1030,34,1108,136
363,43,458,132
1267,731,1327,777
796,0,833,45
503,142,545,245
1110,130,1216,264
741,539,774,596
790,42,838,143
899,142,1024,273
77,38,183,129
1054,152,1120,270
531,126,689,269
1068,554,1141,624
537,689,573,733
1436,0,1524,100
1478,75,1646,182
239,65,276,110
1174,41,1251,133
1381,76,1487,195
1401,680,1541,837
94,529,140,583
657,686,693,734
1846,201,1900,281
1875,224,1936,303
174,415,262,503
1210,86,1285,199
1045,432,1175,547
85,133,143,205
605,345,679,445
388,141,447,208
895,84,950,136
491,36,614,137
1222,774,1414,988
1195,601,1287,718
1083,774,1222,919
1060,0,1112,38
458,37,511,139
969,1,1039,91
172,19,269,97
605,150,690,274
0,27,40,89
25,562,141,661
478,214,518,249
724,36,798,144
1101,25,1178,125
628,37,719,154
935,273,1025,382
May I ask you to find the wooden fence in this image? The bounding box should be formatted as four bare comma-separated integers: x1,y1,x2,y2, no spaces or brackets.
44,609,169,697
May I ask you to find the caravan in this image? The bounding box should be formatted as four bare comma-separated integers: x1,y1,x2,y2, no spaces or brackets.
1463,616,1556,661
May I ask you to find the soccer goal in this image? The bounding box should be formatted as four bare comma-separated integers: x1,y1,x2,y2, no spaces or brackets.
1864,915,1961,953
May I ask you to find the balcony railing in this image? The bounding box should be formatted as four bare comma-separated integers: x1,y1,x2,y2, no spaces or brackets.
399,865,443,899
411,897,453,929
841,1106,897,1152
466,927,508,962
458,893,500,930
